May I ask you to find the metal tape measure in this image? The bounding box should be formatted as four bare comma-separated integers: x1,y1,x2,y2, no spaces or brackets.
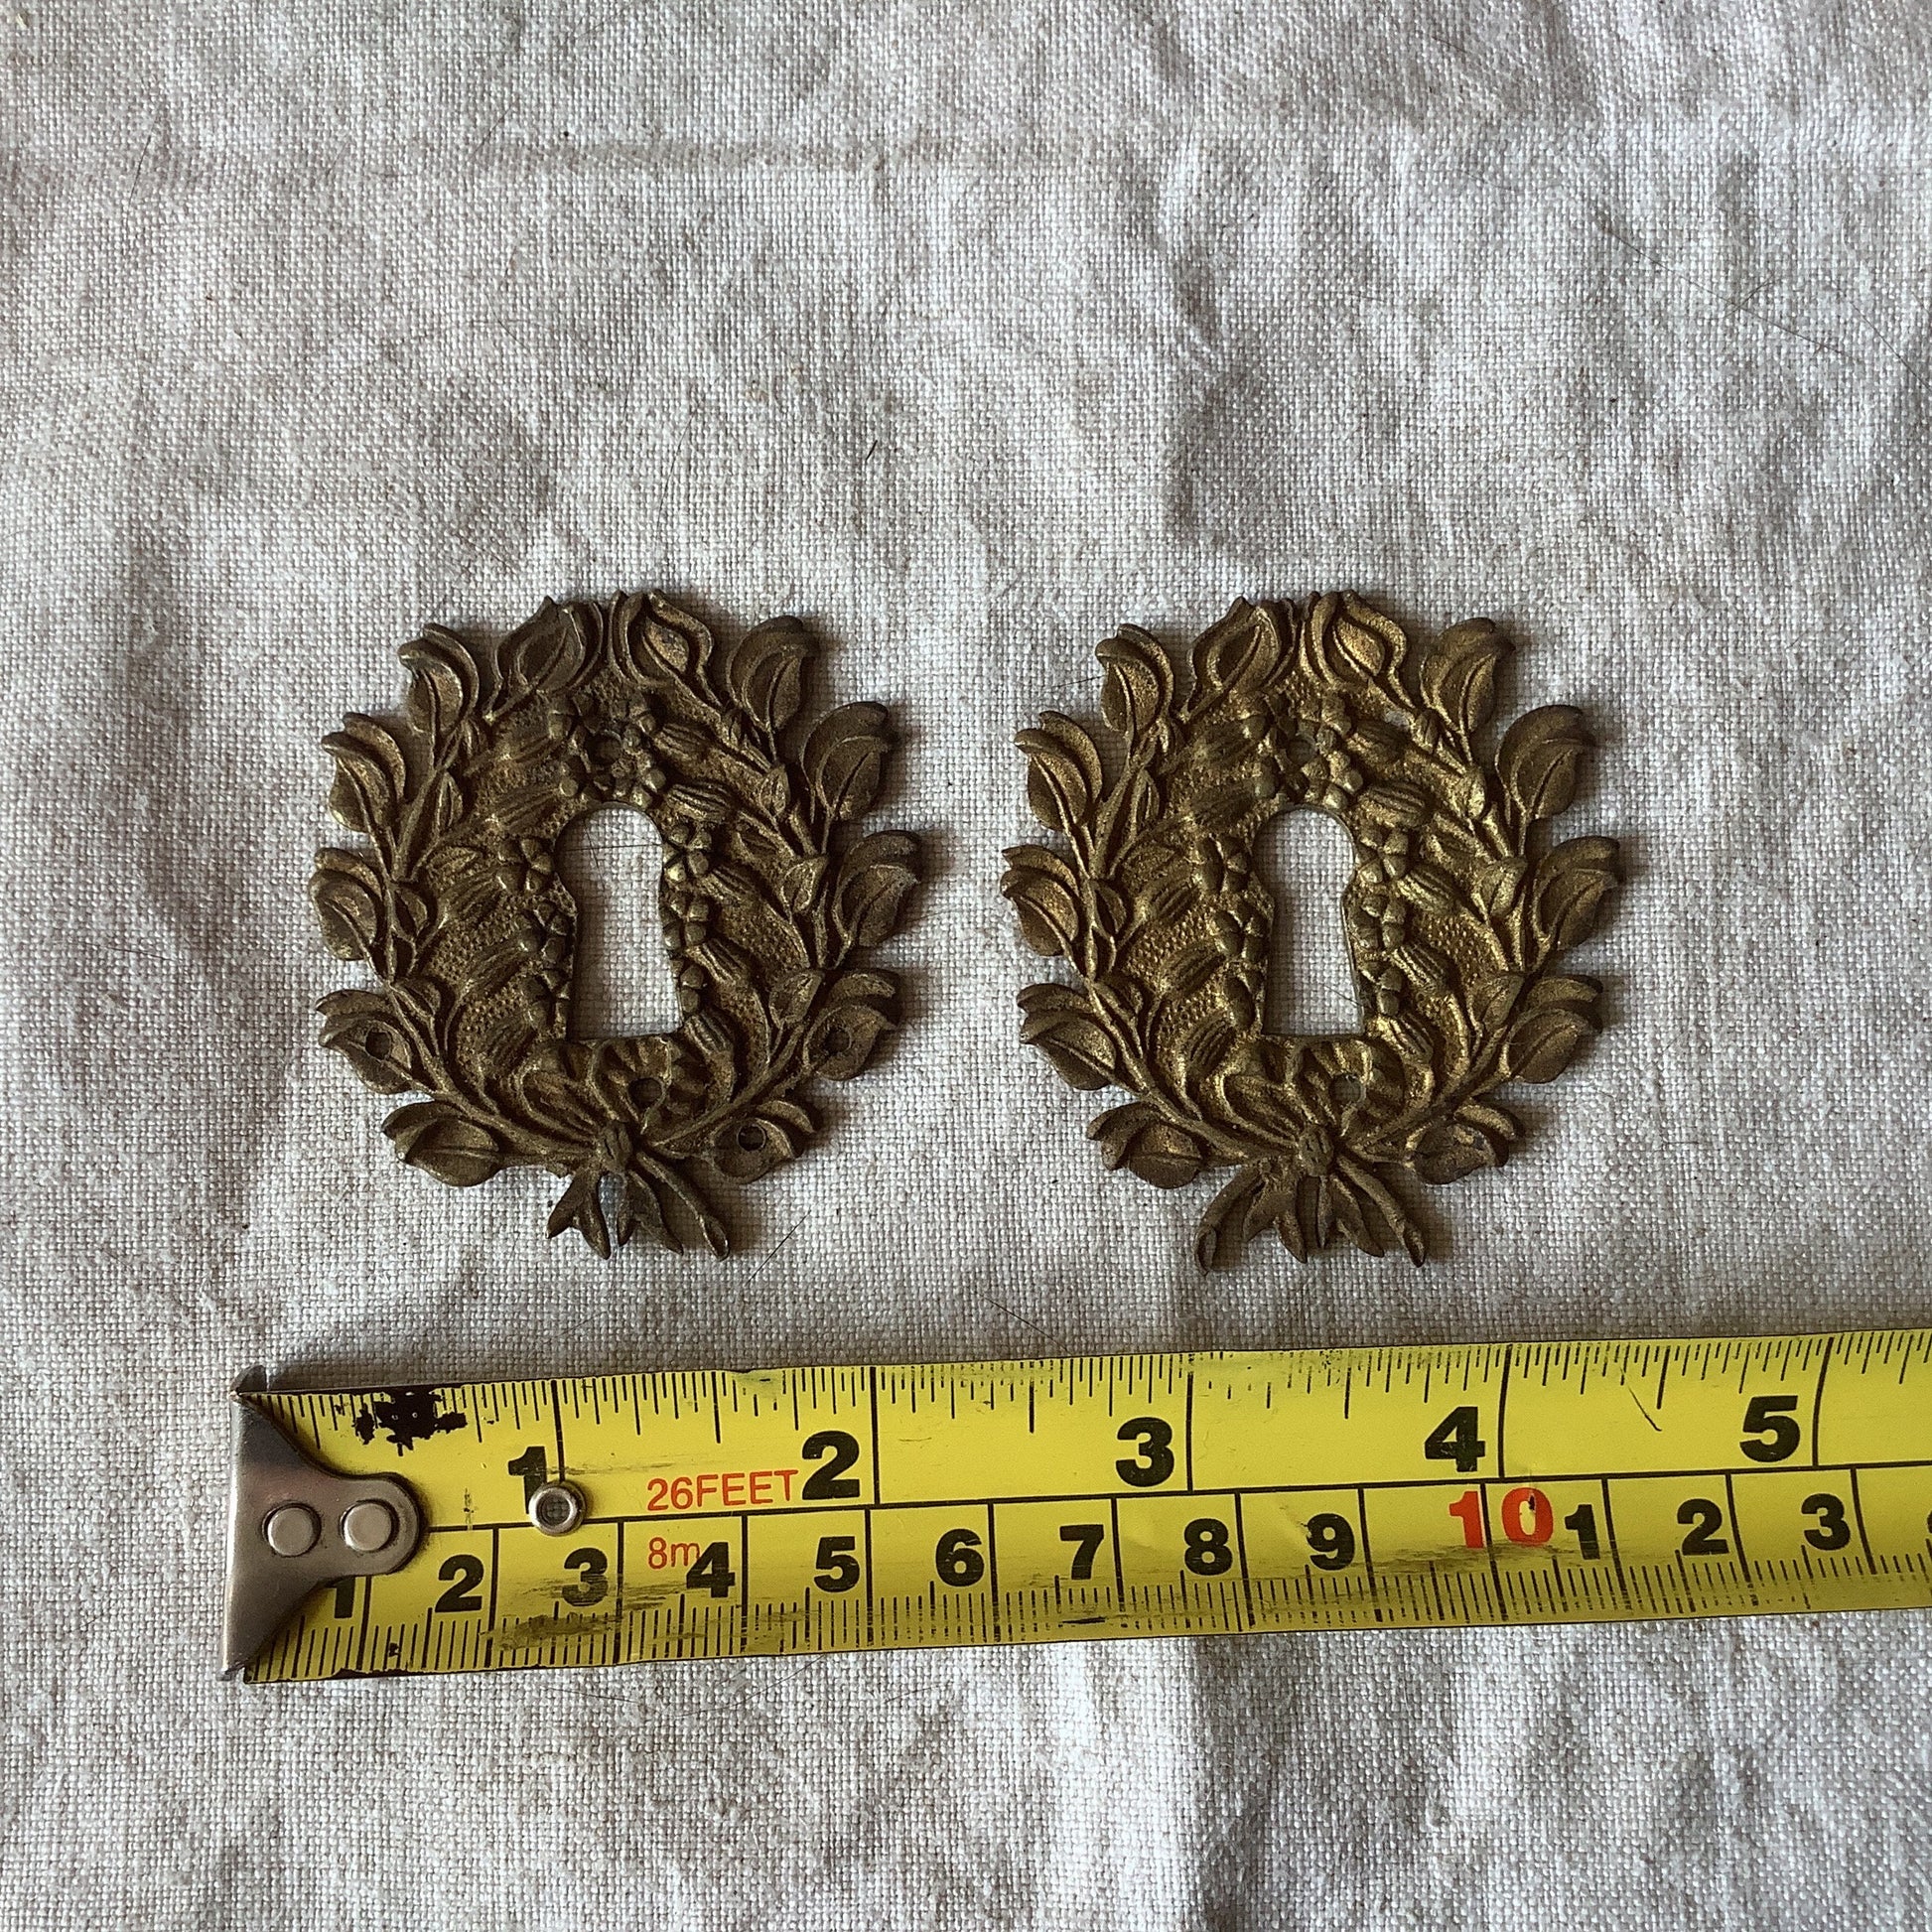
225,1328,1932,1682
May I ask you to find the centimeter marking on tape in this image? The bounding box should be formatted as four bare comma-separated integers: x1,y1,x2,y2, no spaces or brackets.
236,1328,1932,1682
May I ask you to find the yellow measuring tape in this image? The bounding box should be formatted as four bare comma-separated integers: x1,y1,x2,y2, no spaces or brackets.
232,1327,1932,1682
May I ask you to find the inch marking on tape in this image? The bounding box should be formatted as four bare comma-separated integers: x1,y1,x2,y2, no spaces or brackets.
225,1329,1932,1682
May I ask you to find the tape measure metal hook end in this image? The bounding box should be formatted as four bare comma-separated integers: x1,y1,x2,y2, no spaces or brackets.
223,1373,425,1677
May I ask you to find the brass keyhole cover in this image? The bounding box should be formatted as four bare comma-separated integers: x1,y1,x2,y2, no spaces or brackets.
313,593,920,1257
1003,594,1620,1267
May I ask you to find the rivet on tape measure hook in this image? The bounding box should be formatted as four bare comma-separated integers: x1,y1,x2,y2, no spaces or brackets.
223,1331,1932,1683
222,1369,425,1676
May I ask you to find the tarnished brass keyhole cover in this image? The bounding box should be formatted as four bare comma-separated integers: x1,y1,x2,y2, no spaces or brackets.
1003,594,1619,1266
314,593,920,1257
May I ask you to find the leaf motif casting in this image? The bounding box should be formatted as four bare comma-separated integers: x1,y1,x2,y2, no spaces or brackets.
1003,595,1620,1268
314,594,920,1257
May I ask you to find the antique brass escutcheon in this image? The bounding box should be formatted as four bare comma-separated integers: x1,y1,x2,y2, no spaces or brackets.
1003,595,1619,1266
314,593,920,1256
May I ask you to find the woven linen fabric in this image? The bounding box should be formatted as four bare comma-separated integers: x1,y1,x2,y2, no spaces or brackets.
4,2,1932,1926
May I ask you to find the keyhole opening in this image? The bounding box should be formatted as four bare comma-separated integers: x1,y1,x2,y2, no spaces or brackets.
554,807,682,1037
1252,808,1360,1035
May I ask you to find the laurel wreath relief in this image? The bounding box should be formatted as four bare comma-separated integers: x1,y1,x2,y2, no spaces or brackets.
313,595,919,1257
1002,595,1620,1267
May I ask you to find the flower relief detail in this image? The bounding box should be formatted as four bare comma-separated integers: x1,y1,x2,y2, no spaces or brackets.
313,593,920,1256
1001,595,1620,1266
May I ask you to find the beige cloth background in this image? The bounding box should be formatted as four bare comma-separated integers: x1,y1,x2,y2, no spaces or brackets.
3,2,1931,1925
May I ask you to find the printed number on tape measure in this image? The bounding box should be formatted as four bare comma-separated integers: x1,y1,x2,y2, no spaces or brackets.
224,1331,1932,1681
